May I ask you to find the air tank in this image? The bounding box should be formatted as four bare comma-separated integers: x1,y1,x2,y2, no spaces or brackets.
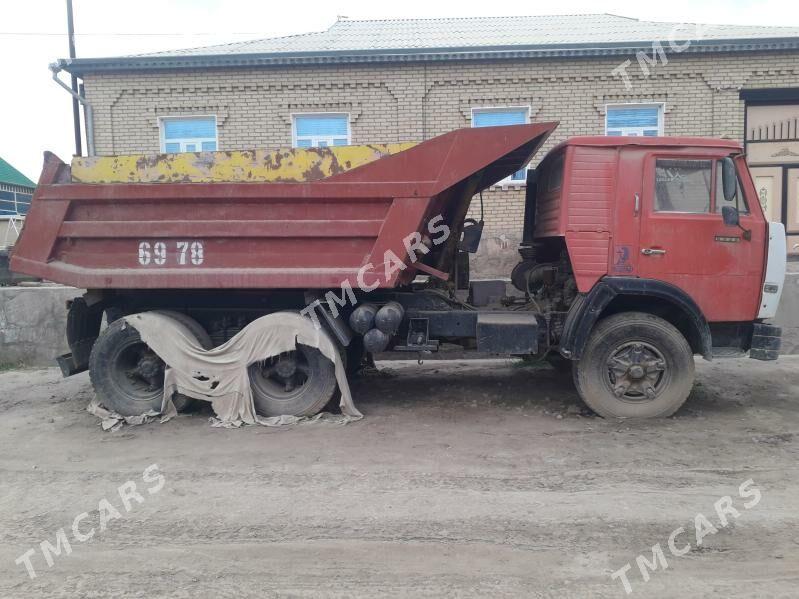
374,301,405,335
363,328,390,354
348,303,378,335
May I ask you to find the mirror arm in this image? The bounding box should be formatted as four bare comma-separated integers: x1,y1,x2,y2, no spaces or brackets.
736,180,751,241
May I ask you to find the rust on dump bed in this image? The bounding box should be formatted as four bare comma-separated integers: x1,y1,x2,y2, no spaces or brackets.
71,144,418,184
11,123,557,290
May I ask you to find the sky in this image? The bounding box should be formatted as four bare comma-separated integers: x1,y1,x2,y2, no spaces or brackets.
1,0,797,180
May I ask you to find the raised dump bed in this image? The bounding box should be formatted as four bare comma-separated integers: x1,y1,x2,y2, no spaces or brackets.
11,123,556,290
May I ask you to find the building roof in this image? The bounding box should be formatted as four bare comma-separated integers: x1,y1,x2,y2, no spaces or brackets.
57,13,799,75
0,157,35,189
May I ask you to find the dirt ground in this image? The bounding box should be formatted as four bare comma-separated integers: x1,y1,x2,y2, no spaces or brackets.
0,357,797,598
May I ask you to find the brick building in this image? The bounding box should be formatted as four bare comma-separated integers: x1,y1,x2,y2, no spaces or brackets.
57,14,799,272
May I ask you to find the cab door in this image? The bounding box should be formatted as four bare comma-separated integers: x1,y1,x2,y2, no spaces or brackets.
638,153,766,322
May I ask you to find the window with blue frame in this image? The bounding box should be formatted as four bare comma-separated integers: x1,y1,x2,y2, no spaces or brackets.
160,116,217,153
472,107,530,181
606,104,663,137
0,190,32,216
0,190,16,216
293,114,350,148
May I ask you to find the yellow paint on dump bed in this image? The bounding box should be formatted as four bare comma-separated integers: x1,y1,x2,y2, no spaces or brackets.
71,143,417,184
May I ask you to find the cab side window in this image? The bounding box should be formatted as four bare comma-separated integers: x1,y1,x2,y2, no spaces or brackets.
654,159,712,213
714,162,749,214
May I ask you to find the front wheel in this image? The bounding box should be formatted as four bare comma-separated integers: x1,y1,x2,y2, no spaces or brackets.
573,312,695,419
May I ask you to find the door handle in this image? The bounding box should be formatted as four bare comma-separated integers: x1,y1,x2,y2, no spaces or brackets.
641,248,666,256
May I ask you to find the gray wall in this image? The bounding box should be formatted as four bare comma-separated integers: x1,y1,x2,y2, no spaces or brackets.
0,287,80,367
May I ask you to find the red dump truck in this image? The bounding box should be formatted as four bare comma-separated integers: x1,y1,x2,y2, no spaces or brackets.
11,123,787,418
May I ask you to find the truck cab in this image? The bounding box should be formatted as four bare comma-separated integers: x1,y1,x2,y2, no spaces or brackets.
528,136,783,322
509,136,786,416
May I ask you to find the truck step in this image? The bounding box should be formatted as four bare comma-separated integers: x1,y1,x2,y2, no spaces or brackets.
476,312,538,355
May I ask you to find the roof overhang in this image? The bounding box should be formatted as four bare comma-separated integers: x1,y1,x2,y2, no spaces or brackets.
57,37,799,76
740,87,799,105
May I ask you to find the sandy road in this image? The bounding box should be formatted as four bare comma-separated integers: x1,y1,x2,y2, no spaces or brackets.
0,357,798,598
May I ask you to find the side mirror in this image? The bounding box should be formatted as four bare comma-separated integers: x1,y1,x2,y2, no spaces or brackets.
721,157,737,203
459,218,484,254
722,205,740,228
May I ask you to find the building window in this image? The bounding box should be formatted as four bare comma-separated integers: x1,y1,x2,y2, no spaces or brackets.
472,107,530,181
606,104,664,137
160,116,217,153
292,114,350,148
0,189,32,216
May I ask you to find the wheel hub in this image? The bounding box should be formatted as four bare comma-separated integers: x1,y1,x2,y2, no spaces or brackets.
250,350,310,397
606,342,667,401
129,351,164,391
274,355,297,379
629,365,645,379
136,355,162,379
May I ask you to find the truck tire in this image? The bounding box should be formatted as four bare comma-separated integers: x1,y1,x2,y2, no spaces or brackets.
248,344,337,417
89,315,209,416
149,311,214,413
156,310,215,350
572,312,695,419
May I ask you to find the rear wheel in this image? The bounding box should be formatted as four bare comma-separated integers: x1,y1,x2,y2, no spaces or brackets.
573,312,695,419
156,310,214,350
248,344,337,417
89,313,211,416
149,311,214,412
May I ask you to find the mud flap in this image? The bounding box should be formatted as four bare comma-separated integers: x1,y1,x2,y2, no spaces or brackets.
59,296,104,376
750,323,781,361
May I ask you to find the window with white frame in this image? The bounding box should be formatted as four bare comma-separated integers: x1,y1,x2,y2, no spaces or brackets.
160,116,217,153
292,114,350,148
472,107,530,181
606,104,664,137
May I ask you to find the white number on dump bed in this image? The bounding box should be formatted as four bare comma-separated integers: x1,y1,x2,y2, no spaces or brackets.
138,241,205,266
